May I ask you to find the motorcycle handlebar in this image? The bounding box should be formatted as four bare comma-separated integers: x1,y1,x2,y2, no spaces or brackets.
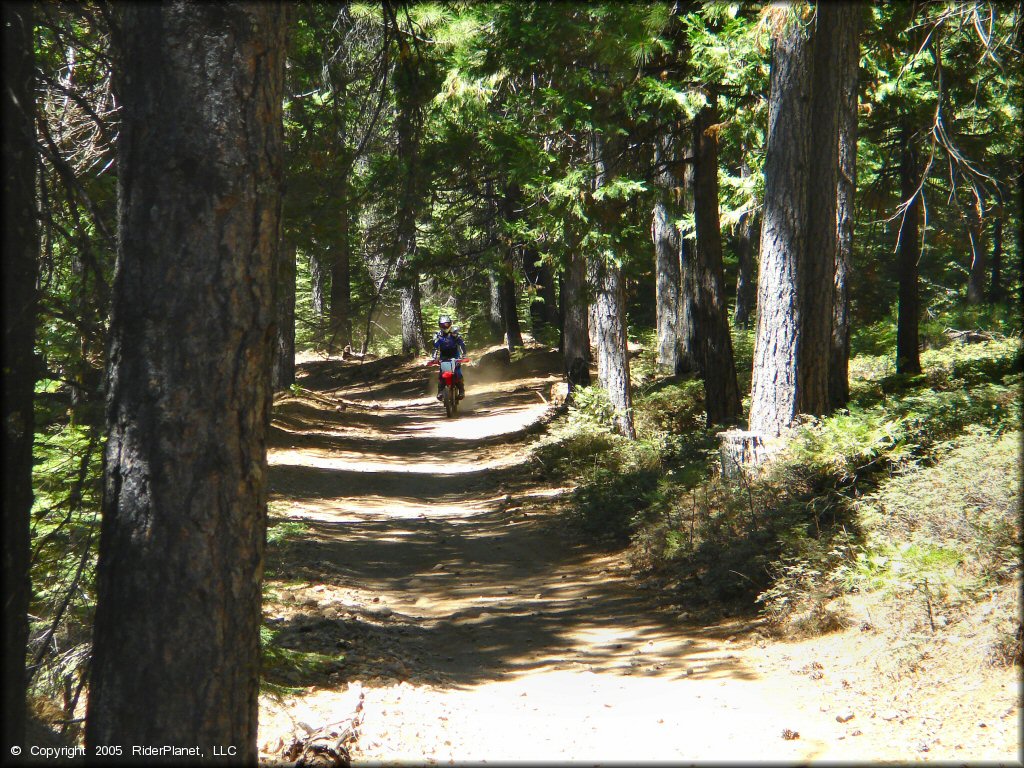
426,357,470,366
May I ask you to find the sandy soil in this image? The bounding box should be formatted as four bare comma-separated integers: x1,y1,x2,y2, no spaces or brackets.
257,348,1021,765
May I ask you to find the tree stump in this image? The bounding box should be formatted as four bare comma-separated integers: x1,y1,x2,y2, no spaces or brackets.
549,381,570,409
717,429,777,478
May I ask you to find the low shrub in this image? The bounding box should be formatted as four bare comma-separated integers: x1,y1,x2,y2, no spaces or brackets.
856,427,1021,591
260,623,340,694
570,456,662,543
28,416,103,732
544,325,1021,645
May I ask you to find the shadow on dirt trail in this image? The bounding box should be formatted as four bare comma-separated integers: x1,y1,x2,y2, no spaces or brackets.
258,347,868,764
263,348,753,691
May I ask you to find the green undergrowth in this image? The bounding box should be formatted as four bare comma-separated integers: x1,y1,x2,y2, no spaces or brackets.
27,395,104,737
537,324,1022,660
534,379,714,543
262,515,342,694
260,623,341,696
852,427,1020,595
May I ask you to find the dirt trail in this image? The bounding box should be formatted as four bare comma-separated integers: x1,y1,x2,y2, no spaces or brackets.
257,349,1020,765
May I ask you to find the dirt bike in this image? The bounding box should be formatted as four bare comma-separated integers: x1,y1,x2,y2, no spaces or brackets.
427,357,470,418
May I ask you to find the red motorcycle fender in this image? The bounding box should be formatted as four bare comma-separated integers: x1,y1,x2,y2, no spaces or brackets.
441,371,454,386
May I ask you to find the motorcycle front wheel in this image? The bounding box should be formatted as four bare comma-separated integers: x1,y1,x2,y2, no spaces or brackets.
444,385,457,418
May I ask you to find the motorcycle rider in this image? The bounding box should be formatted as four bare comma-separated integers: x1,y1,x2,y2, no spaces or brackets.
432,315,467,401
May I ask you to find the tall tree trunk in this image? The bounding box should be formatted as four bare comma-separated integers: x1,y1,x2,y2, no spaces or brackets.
830,2,863,409
749,12,813,436
498,184,525,351
3,1,36,749
523,249,547,336
653,199,683,371
989,212,1003,302
482,181,505,343
273,239,297,391
896,125,923,375
523,255,559,337
588,301,600,352
692,106,742,426
557,275,566,353
966,187,987,305
733,161,759,330
678,149,702,375
1019,167,1024,310
394,34,427,355
329,194,353,351
400,280,426,355
501,272,523,350
562,246,591,388
309,251,326,319
590,255,636,439
486,269,504,342
538,260,560,328
68,247,98,423
589,129,635,439
799,1,847,416
327,75,352,352
652,131,683,372
87,4,288,760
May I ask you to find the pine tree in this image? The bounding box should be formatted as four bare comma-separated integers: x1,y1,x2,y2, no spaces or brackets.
86,4,289,757
2,2,37,749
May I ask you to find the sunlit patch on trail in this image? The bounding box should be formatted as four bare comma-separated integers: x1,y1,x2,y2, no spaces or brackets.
260,349,1021,764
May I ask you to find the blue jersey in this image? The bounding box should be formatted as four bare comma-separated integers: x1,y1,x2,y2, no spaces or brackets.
433,331,466,360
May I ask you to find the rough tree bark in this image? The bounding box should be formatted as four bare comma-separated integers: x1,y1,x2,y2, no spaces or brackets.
589,130,636,439
590,254,636,439
3,1,36,750
966,186,987,305
678,150,702,375
523,250,548,336
309,251,326,319
656,1,699,374
394,34,427,355
498,184,525,351
749,4,856,435
524,252,544,334
500,271,523,350
86,4,288,760
989,211,1003,302
830,2,863,409
692,105,742,426
326,73,353,352
896,123,923,375
1019,167,1024,309
399,280,427,355
561,246,591,389
538,260,560,328
329,190,353,351
748,11,813,436
588,301,600,353
799,1,847,416
482,182,505,343
652,130,683,373
486,269,505,342
273,239,297,392
733,161,759,330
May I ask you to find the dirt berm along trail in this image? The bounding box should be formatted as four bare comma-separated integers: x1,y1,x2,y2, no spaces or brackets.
257,347,1020,765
